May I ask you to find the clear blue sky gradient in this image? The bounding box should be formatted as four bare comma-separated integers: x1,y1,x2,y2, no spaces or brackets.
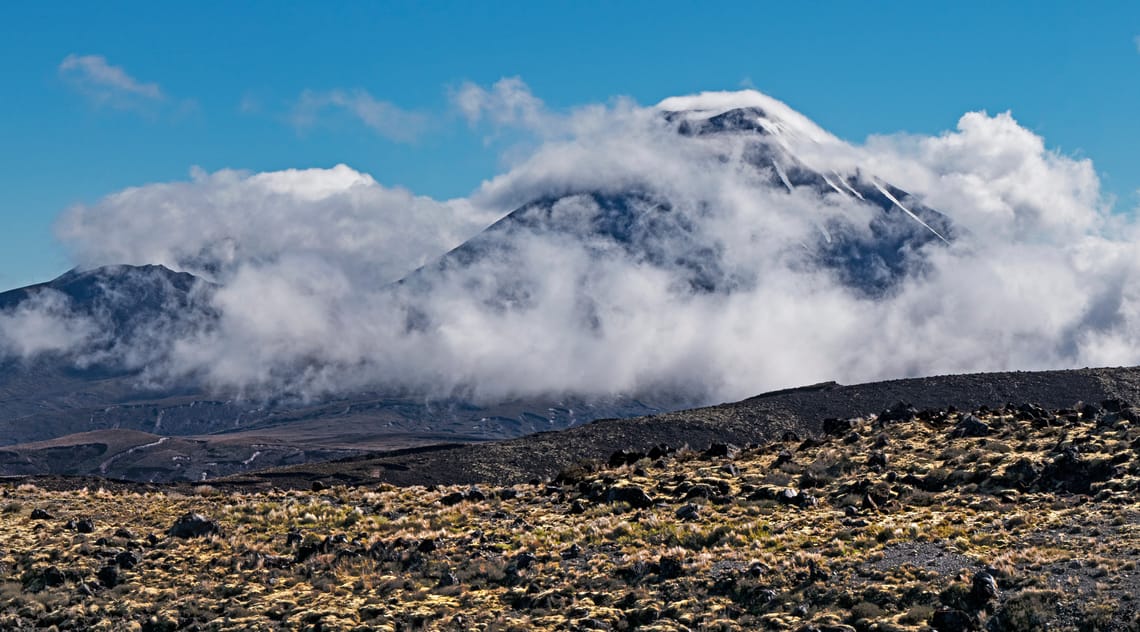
1,1,1137,291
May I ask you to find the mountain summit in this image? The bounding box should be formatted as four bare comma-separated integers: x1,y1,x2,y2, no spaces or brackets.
404,92,955,307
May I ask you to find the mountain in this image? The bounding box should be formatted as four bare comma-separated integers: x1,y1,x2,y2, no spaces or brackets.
0,94,964,481
0,264,212,348
404,102,955,301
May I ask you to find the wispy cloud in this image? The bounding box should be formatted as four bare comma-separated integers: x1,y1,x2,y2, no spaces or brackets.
58,54,164,110
452,77,546,130
291,89,428,143
238,92,262,115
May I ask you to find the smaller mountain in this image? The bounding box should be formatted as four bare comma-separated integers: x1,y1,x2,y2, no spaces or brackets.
0,265,675,478
0,264,213,345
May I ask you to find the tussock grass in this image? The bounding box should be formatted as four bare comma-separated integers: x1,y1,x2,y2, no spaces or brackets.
0,405,1138,630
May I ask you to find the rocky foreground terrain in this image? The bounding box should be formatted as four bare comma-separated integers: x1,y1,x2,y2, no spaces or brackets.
1,398,1139,631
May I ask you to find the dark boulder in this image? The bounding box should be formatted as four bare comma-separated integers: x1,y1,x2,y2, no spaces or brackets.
777,488,818,509
931,608,975,632
867,451,889,469
1100,399,1130,413
999,458,1040,489
658,556,683,580
968,571,999,612
466,487,487,502
608,449,645,468
38,566,66,589
951,415,991,438
439,491,468,506
647,444,674,460
822,417,856,436
115,551,140,570
624,606,661,628
878,402,919,424
1039,447,1117,494
774,450,794,467
513,551,537,571
497,487,519,500
294,535,333,563
703,443,739,459
96,564,120,588
616,560,656,583
69,518,96,533
675,504,700,521
682,483,717,500
30,508,53,520
167,512,221,539
604,485,655,509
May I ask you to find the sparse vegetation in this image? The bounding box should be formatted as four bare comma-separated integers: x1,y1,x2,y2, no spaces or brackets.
0,402,1138,630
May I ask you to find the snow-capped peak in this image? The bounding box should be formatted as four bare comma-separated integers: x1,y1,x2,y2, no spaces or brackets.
656,90,840,146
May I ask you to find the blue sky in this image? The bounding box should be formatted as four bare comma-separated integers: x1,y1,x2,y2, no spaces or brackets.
1,1,1138,292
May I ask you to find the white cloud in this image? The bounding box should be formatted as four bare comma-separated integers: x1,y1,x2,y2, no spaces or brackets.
453,76,547,130
15,81,1140,405
0,291,100,359
58,54,164,110
861,110,1104,240
238,92,261,114
57,163,500,286
291,89,428,142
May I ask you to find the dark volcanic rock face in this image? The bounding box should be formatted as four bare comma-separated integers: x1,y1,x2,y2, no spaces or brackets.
0,264,214,349
437,191,736,295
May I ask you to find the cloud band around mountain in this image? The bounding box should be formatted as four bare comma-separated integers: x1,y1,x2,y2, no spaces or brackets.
5,83,1137,406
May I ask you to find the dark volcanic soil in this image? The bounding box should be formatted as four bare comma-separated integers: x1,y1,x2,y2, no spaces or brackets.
7,365,1140,492
3,393,1139,631
213,365,1140,489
